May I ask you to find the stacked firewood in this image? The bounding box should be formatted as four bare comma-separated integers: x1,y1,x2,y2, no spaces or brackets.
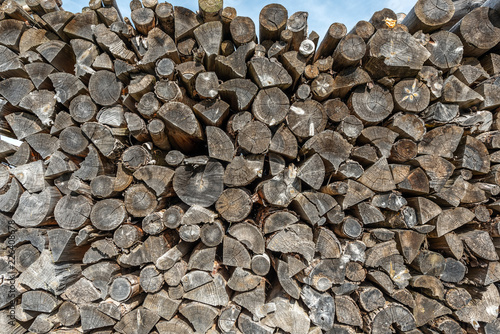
3,0,500,332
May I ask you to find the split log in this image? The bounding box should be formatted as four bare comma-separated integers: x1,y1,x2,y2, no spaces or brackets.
364,29,431,78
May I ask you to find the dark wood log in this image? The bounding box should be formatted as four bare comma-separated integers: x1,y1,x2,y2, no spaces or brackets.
441,75,484,108
313,23,347,62
114,307,160,334
369,8,398,30
287,11,308,52
13,186,61,227
158,101,203,152
403,0,455,33
14,242,40,272
88,70,123,106
68,94,97,123
154,2,174,37
443,0,486,29
173,159,224,207
286,100,327,139
418,125,464,158
54,194,92,230
49,72,88,107
124,183,158,218
237,121,271,154
220,6,237,39
348,20,374,41
449,7,500,57
0,19,26,51
63,11,99,41
139,27,180,71
364,303,416,334
332,34,366,70
194,71,218,100
426,30,463,70
93,24,136,63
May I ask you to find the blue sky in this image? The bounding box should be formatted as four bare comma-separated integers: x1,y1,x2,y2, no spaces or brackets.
63,0,415,41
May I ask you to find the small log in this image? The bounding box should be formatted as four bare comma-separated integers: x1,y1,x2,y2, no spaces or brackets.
215,188,253,223
223,235,252,268
13,186,61,227
114,307,160,334
418,125,464,158
22,290,60,313
348,20,374,41
88,70,123,106
229,16,256,47
393,78,430,112
90,198,128,231
54,194,92,230
287,11,308,51
194,71,219,99
348,84,394,124
426,30,463,70
364,303,416,334
63,11,99,41
332,34,366,70
237,121,271,154
369,8,398,30
173,159,224,207
441,75,484,108
131,7,155,35
310,73,334,101
124,183,158,218
287,100,327,139
251,87,289,127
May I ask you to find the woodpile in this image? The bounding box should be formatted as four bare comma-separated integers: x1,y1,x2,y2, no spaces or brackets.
3,0,500,332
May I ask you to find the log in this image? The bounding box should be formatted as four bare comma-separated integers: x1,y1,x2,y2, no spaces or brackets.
369,8,398,30
314,23,346,62
332,34,366,70
158,101,203,152
364,29,431,79
230,16,256,47
90,198,127,231
393,78,430,112
287,100,327,139
348,84,394,124
402,0,455,33
449,6,500,57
